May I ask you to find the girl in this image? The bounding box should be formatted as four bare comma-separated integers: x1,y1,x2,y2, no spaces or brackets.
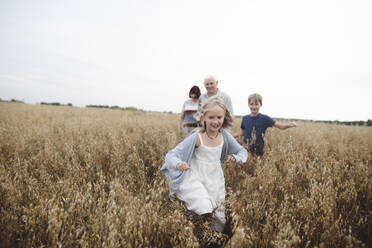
160,96,248,232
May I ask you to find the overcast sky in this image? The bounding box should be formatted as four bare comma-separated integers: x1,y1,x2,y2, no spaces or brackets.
1,0,371,121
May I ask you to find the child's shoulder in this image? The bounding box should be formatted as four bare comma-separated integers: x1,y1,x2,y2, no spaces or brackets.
260,113,274,119
256,113,274,121
258,114,276,125
259,113,270,118
179,130,199,144
221,129,234,140
243,114,266,119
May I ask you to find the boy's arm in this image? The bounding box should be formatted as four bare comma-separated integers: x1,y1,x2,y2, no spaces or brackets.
273,121,297,130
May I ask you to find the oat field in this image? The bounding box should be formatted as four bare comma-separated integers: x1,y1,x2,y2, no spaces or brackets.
0,102,371,247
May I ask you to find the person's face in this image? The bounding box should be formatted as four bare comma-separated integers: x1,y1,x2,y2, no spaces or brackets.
203,105,225,132
204,78,218,94
248,100,261,116
190,93,198,99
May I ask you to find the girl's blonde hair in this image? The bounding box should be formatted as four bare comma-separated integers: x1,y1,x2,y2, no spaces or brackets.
194,96,233,132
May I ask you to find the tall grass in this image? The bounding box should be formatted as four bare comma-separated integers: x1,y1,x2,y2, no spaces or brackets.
0,102,370,247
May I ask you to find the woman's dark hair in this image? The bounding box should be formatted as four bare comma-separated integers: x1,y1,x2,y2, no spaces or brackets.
189,85,201,98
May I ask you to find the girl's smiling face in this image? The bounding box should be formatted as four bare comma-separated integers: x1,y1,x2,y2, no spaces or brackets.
204,105,225,132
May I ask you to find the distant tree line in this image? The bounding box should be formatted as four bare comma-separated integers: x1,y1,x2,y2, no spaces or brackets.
329,120,372,126
0,98,24,103
86,104,142,112
273,118,372,127
306,119,371,126
40,102,73,107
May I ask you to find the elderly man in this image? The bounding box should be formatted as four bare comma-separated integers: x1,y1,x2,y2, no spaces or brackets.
199,75,234,115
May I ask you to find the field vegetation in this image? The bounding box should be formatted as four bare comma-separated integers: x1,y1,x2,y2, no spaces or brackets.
0,102,371,247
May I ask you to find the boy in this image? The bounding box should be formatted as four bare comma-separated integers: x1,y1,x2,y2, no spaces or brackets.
237,93,297,155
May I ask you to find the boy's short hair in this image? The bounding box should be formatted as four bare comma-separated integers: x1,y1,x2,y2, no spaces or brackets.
248,93,263,105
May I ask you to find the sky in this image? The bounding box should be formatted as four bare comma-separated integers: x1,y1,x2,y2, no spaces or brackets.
0,0,371,121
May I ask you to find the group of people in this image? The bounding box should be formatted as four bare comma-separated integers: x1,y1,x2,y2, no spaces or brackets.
178,75,234,137
161,75,297,233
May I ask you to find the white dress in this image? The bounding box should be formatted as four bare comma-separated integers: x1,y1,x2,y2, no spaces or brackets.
177,133,226,231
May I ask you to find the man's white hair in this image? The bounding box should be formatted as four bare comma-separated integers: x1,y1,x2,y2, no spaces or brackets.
204,74,217,82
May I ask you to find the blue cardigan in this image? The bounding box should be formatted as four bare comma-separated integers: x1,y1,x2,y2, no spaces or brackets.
160,129,248,197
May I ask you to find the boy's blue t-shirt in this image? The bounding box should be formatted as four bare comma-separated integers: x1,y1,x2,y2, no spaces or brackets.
240,113,275,155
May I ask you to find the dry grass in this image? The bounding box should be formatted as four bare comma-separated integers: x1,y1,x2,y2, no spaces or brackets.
0,102,371,247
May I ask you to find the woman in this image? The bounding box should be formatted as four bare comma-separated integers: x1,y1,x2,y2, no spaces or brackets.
178,85,201,136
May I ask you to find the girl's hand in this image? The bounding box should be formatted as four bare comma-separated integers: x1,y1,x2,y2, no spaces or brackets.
226,155,236,163
177,162,191,171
